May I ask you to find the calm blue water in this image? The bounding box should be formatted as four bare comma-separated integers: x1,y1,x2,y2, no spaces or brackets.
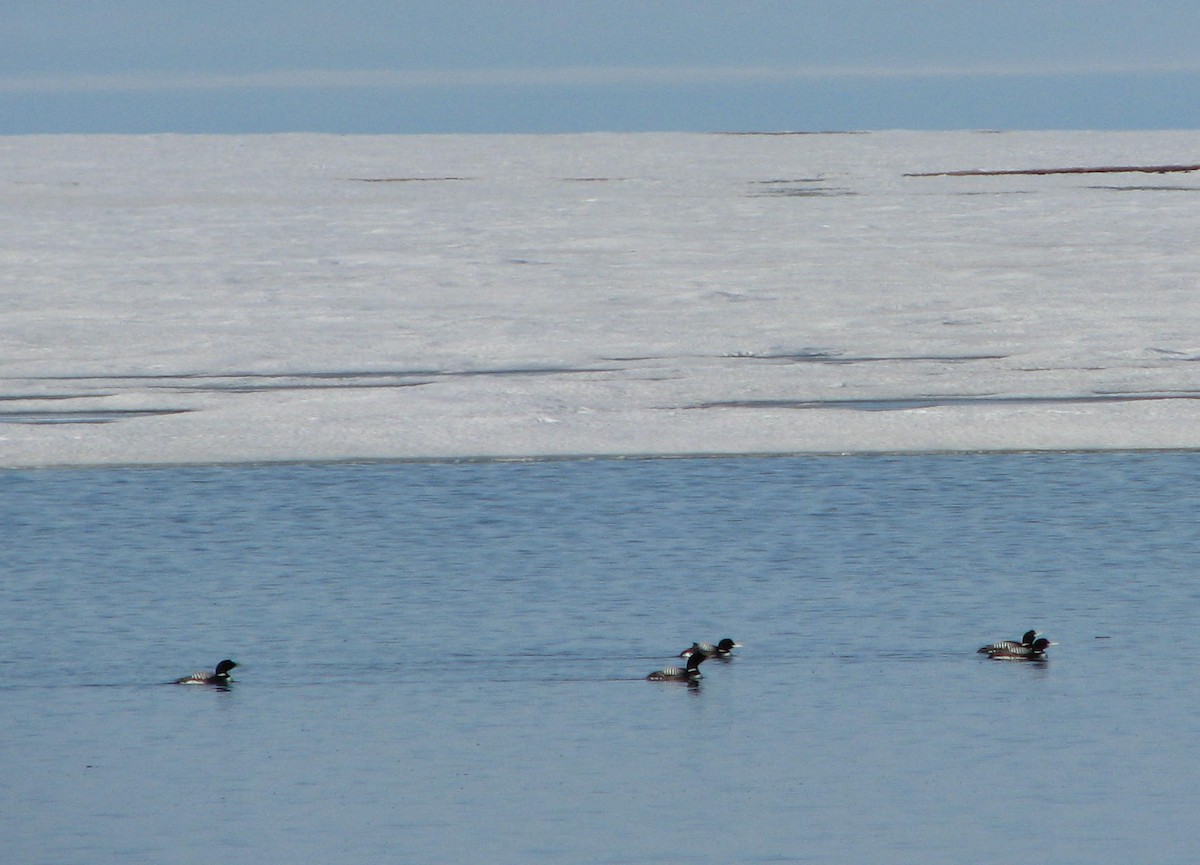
4,453,1200,864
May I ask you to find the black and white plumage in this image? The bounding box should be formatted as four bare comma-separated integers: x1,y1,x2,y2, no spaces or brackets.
175,659,238,685
648,646,708,682
679,638,741,659
977,629,1039,655
985,637,1055,661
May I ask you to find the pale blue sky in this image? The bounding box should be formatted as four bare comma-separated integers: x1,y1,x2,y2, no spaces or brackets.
3,1,1199,133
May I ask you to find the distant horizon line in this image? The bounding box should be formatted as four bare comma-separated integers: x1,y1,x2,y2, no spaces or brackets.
4,61,1200,95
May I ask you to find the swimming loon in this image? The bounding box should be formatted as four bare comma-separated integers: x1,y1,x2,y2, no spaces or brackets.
679,638,741,659
175,659,238,685
648,646,708,682
977,629,1039,655
985,638,1055,661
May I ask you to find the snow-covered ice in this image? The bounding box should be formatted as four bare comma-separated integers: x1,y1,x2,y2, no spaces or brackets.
2,130,1200,468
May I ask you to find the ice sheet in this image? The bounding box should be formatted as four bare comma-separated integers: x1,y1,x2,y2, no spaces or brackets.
3,130,1200,467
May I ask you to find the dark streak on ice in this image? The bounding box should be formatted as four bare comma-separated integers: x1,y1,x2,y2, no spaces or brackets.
751,186,856,198
349,176,472,183
25,366,618,387
732,352,1009,364
686,393,1200,412
0,408,193,425
5,367,622,422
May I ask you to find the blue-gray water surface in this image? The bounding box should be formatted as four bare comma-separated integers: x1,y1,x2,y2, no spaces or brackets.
3,453,1199,864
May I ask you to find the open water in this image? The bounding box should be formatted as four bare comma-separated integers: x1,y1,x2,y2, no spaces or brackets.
3,452,1199,864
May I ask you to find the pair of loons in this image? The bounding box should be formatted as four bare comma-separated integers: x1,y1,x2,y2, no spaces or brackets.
647,638,740,683
977,629,1056,661
175,659,237,685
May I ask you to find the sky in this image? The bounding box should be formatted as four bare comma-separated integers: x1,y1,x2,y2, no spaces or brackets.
2,1,1200,134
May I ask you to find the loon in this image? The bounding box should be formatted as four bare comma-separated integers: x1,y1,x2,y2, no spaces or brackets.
648,646,708,682
985,638,1055,661
679,638,741,659
977,629,1039,655
175,659,238,685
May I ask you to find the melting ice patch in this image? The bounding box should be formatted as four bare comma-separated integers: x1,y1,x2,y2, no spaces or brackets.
2,130,1200,466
